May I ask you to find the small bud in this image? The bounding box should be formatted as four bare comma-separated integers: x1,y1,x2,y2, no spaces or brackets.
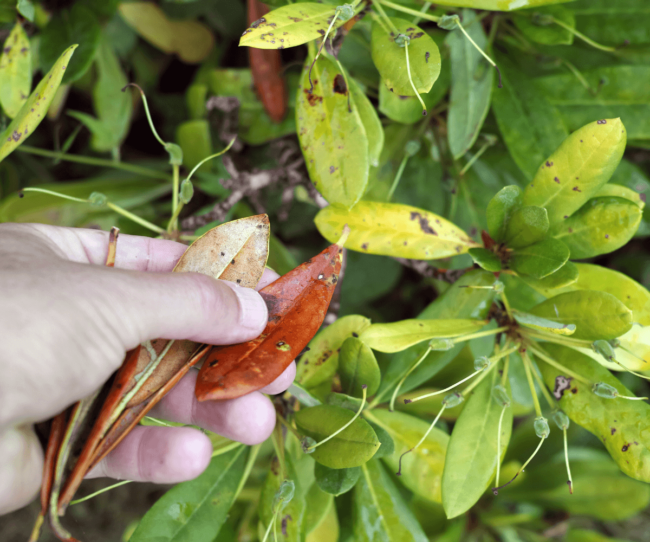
443,392,464,408
273,479,295,510
429,338,454,351
493,281,504,294
474,356,490,371
592,381,618,399
301,436,317,453
88,192,107,207
552,410,570,430
165,142,183,166
592,339,615,362
404,140,421,157
394,33,411,48
438,14,460,30
491,384,510,407
534,416,550,439
335,3,355,22
179,179,194,204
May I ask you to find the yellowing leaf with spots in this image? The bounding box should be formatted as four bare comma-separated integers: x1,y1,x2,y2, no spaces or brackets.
0,45,76,163
315,201,478,260
0,23,31,118
523,118,627,225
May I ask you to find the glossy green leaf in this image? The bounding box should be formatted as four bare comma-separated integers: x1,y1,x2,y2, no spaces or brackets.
296,55,368,209
537,344,650,481
366,410,448,504
428,0,576,8
468,247,501,272
536,67,650,140
486,185,523,242
509,447,650,520
130,446,250,542
442,369,513,519
288,383,322,408
240,3,345,50
295,405,380,469
447,9,493,159
566,529,633,542
519,260,579,291
306,500,339,542
375,270,497,404
349,77,384,168
315,201,477,260
354,460,428,542
594,183,646,209
176,120,212,174
504,206,549,249
314,463,360,496
296,315,371,389
339,337,381,397
571,0,650,47
508,238,570,279
522,119,627,225
491,52,568,180
259,455,305,542
361,318,486,354
0,23,31,118
39,5,100,84
530,290,633,340
16,0,34,22
68,39,132,152
513,311,575,335
532,263,650,325
367,421,395,460
371,18,440,97
513,6,575,45
304,483,333,537
551,196,642,259
0,45,77,163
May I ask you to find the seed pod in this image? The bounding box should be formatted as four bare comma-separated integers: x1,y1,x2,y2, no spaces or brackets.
429,338,455,351
443,392,465,408
593,339,616,362
492,384,510,407
534,416,550,439
593,381,619,399
474,356,490,371
553,410,570,430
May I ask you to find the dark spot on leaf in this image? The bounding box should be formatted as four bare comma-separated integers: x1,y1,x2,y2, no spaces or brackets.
317,29,325,36
236,279,241,283
640,193,647,203
231,259,236,264
361,243,368,250
250,17,266,28
572,186,581,192
605,234,609,239
568,228,573,233
553,376,572,399
425,51,430,63
220,252,225,256
329,165,338,174
622,443,629,452
304,90,323,106
410,212,437,235
333,74,347,94
611,427,616,435
352,332,359,337
413,32,424,38
571,388,578,394
3,46,10,53
11,130,21,142
546,161,553,167
554,176,560,183
282,515,292,536
597,119,607,124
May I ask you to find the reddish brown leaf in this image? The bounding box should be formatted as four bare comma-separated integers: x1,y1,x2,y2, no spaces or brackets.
195,239,345,402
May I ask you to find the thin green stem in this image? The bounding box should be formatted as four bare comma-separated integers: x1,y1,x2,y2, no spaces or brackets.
106,201,165,234
459,140,491,176
495,405,508,488
171,164,180,232
308,387,367,450
377,0,439,23
550,17,617,52
69,480,132,506
404,42,427,115
386,155,409,202
261,513,277,542
125,83,166,147
277,414,302,441
501,354,511,386
528,345,591,385
412,1,431,25
234,445,260,500
563,429,573,494
390,346,431,411
456,21,502,87
522,351,542,417
500,291,513,320
461,357,498,396
523,330,592,349
372,0,400,34
397,405,446,475
529,358,556,409
452,326,510,344
16,146,170,181
408,370,481,404
211,441,242,458
617,394,648,401
493,436,545,495
21,187,88,204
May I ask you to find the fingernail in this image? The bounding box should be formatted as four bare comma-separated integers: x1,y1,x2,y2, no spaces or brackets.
225,283,268,333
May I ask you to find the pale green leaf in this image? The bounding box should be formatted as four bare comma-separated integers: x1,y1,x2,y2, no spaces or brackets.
0,23,31,118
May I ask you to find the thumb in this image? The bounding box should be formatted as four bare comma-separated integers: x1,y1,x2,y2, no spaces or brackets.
0,425,43,515
92,267,269,350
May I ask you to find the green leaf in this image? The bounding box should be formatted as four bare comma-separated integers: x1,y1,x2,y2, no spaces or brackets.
360,318,486,354
130,446,250,542
366,410,448,504
16,0,35,22
239,3,344,50
490,52,568,181
441,369,513,518
304,482,334,537
296,315,371,389
367,421,395,460
567,529,634,542
509,238,570,279
551,196,642,259
0,45,77,163
504,206,549,249
314,463,360,496
315,201,476,259
339,337,381,397
295,405,380,469
39,5,100,84
571,0,650,47
446,9,493,159
175,120,212,174
354,460,429,542
513,311,576,335
594,183,646,209
371,18,441,96
468,247,501,272
535,67,650,140
519,260,579,291
428,0,575,8
348,77,384,168
529,290,633,340
486,185,523,242
522,118,627,225
296,55,368,209
512,6,575,45
68,39,132,152
536,343,650,483
0,23,31,118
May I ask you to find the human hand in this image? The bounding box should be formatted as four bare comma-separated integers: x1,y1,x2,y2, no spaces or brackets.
0,223,295,515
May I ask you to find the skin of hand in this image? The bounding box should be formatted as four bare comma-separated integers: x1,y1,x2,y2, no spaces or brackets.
0,222,296,515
